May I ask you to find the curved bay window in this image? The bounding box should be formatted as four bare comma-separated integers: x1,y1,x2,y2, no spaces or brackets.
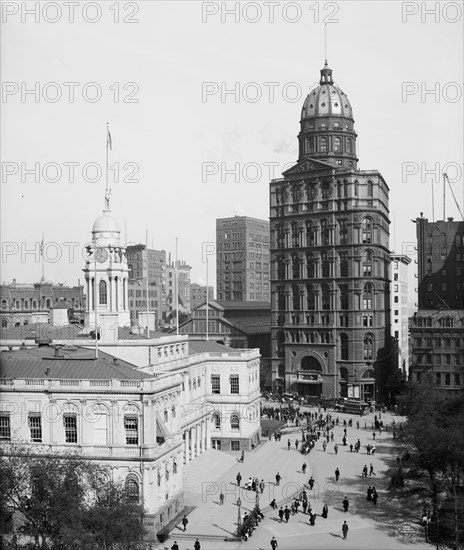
362,218,373,244
346,138,352,154
99,280,107,305
333,137,341,152
363,284,373,309
363,334,374,361
362,250,373,277
320,137,328,152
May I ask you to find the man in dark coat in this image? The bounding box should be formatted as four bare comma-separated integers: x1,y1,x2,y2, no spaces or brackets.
342,521,349,540
343,497,349,513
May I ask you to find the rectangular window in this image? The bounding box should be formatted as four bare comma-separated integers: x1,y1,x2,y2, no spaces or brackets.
64,414,78,443
435,372,441,385
230,375,239,394
124,416,138,445
28,415,42,442
211,374,221,394
231,441,240,451
0,415,11,441
445,373,451,386
455,373,461,386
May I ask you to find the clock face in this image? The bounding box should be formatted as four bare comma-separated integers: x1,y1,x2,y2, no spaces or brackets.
95,247,109,263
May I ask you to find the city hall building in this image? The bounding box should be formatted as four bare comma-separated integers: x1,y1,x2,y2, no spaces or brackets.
270,62,392,401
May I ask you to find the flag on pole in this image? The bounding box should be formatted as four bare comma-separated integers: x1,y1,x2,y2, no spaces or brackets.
107,125,112,150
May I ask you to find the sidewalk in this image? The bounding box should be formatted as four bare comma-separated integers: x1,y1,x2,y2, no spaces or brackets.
162,410,428,550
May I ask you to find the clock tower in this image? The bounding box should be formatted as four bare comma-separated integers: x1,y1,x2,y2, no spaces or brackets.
83,196,130,342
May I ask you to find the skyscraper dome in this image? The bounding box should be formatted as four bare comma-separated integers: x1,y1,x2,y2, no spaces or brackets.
298,61,358,169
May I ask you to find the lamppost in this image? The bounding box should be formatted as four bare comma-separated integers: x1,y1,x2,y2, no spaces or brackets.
236,497,242,536
255,487,260,510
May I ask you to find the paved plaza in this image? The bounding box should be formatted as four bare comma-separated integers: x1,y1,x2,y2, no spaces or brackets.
161,407,429,550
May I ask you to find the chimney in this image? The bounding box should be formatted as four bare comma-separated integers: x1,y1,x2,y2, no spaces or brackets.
113,357,119,365
54,347,61,358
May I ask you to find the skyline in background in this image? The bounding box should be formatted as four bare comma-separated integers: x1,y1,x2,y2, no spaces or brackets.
2,1,463,307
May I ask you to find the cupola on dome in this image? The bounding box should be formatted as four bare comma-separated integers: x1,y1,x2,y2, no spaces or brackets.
301,61,353,120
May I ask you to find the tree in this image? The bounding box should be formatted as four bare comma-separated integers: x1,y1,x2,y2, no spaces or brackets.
389,387,464,548
0,447,146,550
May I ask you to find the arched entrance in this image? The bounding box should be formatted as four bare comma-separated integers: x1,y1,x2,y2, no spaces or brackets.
360,369,376,402
296,355,323,397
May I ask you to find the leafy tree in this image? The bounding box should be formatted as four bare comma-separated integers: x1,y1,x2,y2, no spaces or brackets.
389,387,464,547
0,447,146,550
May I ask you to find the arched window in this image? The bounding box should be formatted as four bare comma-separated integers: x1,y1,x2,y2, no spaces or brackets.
230,414,240,431
362,369,375,379
164,410,168,422
362,251,373,277
301,356,322,371
277,288,285,311
306,284,315,310
173,460,178,474
362,218,373,244
291,222,299,247
277,256,285,279
99,280,107,305
339,284,348,310
165,464,170,481
340,366,349,380
320,219,330,245
363,335,374,361
292,284,300,310
346,138,352,154
306,253,315,278
1,300,7,309
15,300,20,309
340,333,348,360
333,137,341,152
212,413,221,429
321,283,330,310
363,284,373,309
292,254,300,279
306,221,315,246
125,477,140,502
320,137,327,152
24,301,29,309
321,252,330,278
2,319,8,328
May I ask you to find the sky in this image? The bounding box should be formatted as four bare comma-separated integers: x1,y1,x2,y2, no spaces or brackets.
1,0,463,304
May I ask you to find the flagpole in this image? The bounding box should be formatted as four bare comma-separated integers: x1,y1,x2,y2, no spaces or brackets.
41,234,45,280
106,122,109,196
146,230,150,338
206,255,209,341
94,249,98,359
175,238,179,335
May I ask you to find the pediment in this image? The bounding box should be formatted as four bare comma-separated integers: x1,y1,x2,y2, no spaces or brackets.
283,158,335,176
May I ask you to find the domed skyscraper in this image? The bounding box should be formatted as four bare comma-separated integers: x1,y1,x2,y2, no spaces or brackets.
270,62,391,402
83,191,130,341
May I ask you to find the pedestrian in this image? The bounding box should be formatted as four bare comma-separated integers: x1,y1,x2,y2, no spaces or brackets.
259,479,265,494
194,539,201,550
236,472,242,486
310,510,316,525
288,439,291,451
294,499,300,513
171,543,179,550
369,463,376,476
342,520,349,540
241,450,245,462
331,432,334,442
275,472,281,486
284,505,291,523
350,443,353,452
219,491,224,505
322,504,328,518
335,467,340,482
323,440,327,452
334,443,339,455
371,445,376,455
270,536,278,550
302,500,308,514
372,488,378,505
278,507,284,522
367,444,371,455
309,476,315,490
356,421,360,429
182,515,189,531
373,431,376,440
367,486,372,501
270,498,277,509
302,462,307,474
343,497,349,513
295,438,299,450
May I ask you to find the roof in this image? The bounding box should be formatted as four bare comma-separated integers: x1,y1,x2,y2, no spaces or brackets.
1,323,83,342
192,300,225,312
227,316,271,335
50,298,70,310
189,340,238,354
0,346,152,380
217,301,270,311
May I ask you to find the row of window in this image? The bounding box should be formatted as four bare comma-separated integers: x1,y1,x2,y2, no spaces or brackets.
211,374,239,394
415,371,461,387
274,180,373,205
413,354,461,367
211,413,240,430
414,337,462,348
1,298,82,309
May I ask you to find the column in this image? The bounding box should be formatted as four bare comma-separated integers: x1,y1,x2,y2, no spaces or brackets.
205,418,211,450
190,428,195,461
196,423,201,456
184,431,189,464
108,277,113,311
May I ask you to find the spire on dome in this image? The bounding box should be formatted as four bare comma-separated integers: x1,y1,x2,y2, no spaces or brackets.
320,60,333,85
104,188,112,212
